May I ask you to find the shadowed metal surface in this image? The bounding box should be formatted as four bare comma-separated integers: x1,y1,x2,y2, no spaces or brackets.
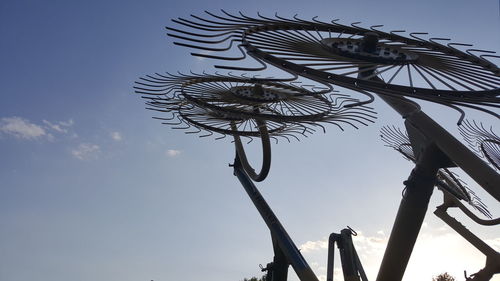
380,125,492,218
166,11,500,120
135,72,377,142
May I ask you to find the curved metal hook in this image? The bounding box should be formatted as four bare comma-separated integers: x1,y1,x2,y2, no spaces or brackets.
231,120,271,182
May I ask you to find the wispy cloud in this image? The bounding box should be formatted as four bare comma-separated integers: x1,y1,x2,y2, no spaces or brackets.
110,131,122,141
166,149,181,157
300,239,328,253
0,117,75,141
0,117,46,139
43,119,73,133
71,143,100,160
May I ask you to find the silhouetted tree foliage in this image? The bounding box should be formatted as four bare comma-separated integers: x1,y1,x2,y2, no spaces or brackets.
242,276,266,281
433,272,455,281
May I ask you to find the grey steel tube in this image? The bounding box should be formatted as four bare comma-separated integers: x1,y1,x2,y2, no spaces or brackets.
233,155,319,281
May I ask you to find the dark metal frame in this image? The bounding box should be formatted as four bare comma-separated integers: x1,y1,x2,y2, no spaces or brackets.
137,12,500,281
232,153,318,281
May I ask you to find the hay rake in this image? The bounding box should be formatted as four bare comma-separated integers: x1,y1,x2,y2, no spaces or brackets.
135,11,499,281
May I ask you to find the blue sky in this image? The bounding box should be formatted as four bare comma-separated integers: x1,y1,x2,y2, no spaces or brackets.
0,1,499,281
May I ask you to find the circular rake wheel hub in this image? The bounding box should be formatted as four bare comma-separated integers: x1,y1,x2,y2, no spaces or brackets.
230,84,298,102
320,38,419,65
180,78,334,122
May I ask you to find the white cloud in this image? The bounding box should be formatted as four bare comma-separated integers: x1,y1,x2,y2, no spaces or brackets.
43,119,73,134
0,117,46,139
110,131,122,141
299,239,328,253
71,143,100,160
0,117,75,141
166,149,181,157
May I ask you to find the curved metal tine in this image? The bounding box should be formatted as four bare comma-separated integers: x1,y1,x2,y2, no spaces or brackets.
237,11,263,23
292,14,313,24
325,118,355,129
328,118,359,130
163,116,184,126
380,127,405,149
429,37,451,46
219,9,260,23
342,89,375,108
190,13,246,27
452,100,499,121
152,113,176,121
215,133,227,140
274,13,304,24
134,82,171,93
168,31,237,45
214,49,268,71
351,21,371,32
165,26,235,39
409,32,429,41
175,16,241,30
447,42,474,53
311,16,333,26
311,83,333,94
188,70,208,78
283,132,300,142
135,88,169,96
156,71,188,80
136,77,175,87
344,111,377,125
141,73,176,82
341,114,376,127
330,18,354,31
173,38,239,52
440,169,471,201
380,128,399,148
389,29,406,37
192,41,252,61
479,54,500,62
242,135,253,144
205,10,257,25
466,48,496,58
256,12,284,24
199,129,213,138
146,73,179,83
170,19,232,34
384,126,408,144
185,125,202,134
370,24,384,31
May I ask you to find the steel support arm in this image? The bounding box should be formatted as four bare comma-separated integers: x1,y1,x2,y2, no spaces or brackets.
376,144,444,281
232,154,319,281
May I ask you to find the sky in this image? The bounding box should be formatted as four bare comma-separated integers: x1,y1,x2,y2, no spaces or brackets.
0,1,499,281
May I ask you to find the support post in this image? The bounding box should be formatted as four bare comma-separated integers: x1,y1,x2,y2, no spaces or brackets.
232,154,319,281
376,144,446,281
